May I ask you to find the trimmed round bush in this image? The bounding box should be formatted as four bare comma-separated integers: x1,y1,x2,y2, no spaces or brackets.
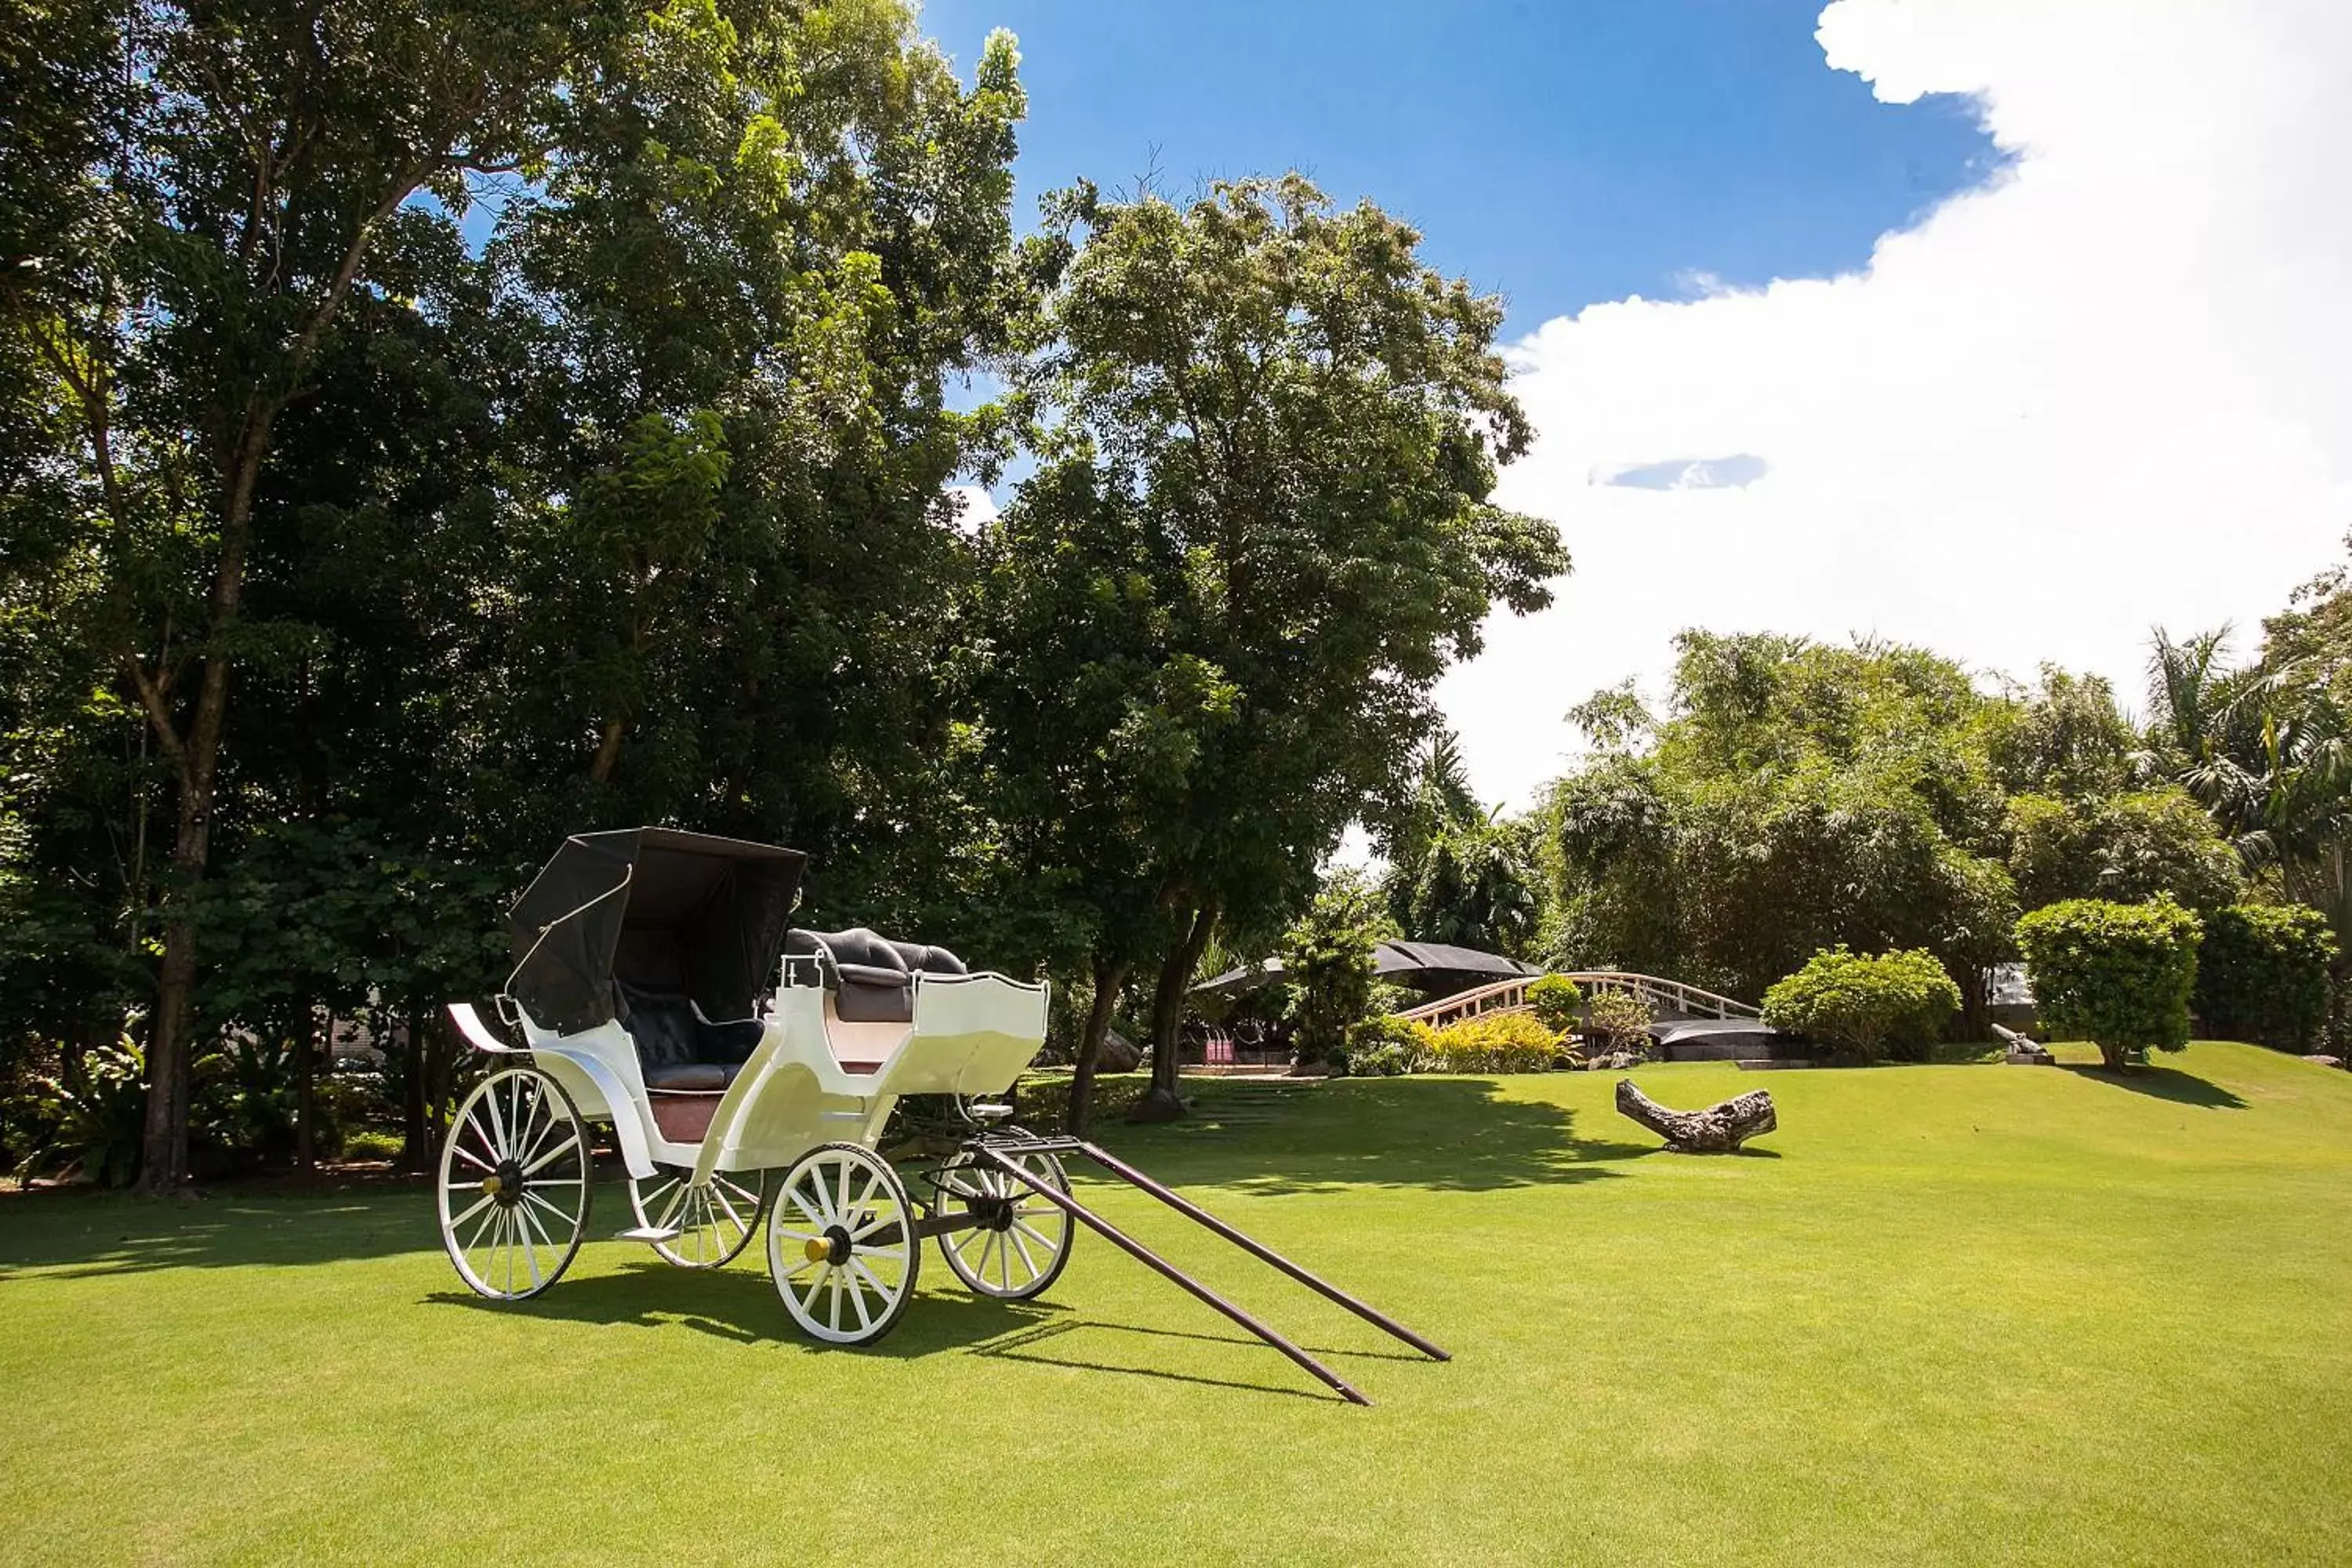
1341,1014,1435,1076
1761,946,1960,1063
1426,1011,1557,1073
1526,974,1584,1033
2015,896,2202,1070
2194,902,2337,1051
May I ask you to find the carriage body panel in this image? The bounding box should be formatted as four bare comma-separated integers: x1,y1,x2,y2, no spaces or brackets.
880,971,1051,1098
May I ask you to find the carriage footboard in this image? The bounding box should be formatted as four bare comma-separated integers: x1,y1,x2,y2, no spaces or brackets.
966,1135,1449,1406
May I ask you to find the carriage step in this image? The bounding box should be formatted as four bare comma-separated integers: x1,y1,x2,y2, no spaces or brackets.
615,1225,684,1244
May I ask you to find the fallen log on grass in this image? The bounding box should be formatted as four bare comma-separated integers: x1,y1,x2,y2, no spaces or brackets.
1615,1080,1777,1153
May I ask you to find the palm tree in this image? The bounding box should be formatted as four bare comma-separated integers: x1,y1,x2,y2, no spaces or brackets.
2150,626,2352,999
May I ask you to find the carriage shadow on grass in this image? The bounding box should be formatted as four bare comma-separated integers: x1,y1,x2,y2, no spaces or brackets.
421,1261,1408,1402
421,1262,1425,1403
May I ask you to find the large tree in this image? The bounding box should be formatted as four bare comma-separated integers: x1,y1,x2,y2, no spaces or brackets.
2,1,1031,1187
9,0,637,1191
989,175,1568,1126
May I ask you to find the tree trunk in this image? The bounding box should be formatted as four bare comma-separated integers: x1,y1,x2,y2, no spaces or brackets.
139,790,212,1194
296,1007,318,1175
2098,1040,2132,1071
1131,905,1217,1123
1613,1079,1777,1152
401,1008,430,1174
1065,957,1130,1136
427,1011,456,1147
1955,964,1991,1040
137,417,271,1196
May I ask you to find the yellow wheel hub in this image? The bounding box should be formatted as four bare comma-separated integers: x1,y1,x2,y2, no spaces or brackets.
804,1236,833,1264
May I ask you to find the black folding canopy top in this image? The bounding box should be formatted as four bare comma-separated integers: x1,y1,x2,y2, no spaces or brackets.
507,828,807,1036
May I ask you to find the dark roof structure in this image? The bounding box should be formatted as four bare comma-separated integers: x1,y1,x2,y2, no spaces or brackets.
507,827,806,1035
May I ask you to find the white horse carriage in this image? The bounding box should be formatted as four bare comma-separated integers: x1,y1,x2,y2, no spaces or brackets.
437,827,1447,1401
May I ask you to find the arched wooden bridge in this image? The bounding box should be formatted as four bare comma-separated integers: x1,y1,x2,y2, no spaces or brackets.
1392,971,1762,1030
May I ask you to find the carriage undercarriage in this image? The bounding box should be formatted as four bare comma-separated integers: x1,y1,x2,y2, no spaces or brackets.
436,828,1443,1403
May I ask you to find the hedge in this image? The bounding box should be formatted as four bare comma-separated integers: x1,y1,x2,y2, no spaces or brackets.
2194,902,2336,1051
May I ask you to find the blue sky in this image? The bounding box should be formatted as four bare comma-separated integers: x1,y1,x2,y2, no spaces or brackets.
925,0,2003,333
925,2,2352,811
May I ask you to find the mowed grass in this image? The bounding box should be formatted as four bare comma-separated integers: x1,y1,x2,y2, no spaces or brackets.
5,1044,2351,1566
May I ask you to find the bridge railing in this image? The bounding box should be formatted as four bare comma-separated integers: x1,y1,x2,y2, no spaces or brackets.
1391,970,1759,1029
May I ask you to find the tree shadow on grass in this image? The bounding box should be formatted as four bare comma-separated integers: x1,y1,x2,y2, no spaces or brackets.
2061,1064,2249,1109
1109,1076,1657,1197
0,1185,443,1279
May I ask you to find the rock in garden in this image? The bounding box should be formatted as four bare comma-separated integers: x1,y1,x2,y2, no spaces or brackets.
2305,1054,2347,1070
1098,1029,1142,1072
1614,1079,1777,1153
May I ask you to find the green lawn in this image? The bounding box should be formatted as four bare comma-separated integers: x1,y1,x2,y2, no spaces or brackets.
5,1043,2351,1565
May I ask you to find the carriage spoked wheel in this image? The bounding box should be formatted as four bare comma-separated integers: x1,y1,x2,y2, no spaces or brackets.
766,1143,920,1346
437,1065,591,1301
933,1142,1075,1301
628,1165,768,1269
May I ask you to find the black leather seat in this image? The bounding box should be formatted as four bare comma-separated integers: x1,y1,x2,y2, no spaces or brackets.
616,980,762,1091
785,927,967,1024
641,1061,742,1092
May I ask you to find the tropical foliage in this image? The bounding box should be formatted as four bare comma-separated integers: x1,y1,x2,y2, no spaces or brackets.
1340,1014,1436,1077
1577,989,1655,1056
1424,1011,1557,1073
1279,872,1396,1069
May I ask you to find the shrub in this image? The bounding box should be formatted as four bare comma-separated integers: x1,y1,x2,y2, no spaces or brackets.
1762,946,1961,1063
1525,975,1584,1033
1341,1015,1436,1077
2194,903,2337,1051
2015,897,2203,1070
341,1128,404,1163
1580,989,1656,1055
8,1039,147,1187
1426,1011,1557,1073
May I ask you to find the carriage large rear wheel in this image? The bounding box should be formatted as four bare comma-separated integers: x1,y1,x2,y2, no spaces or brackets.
934,1142,1074,1301
766,1143,920,1346
437,1065,591,1301
629,1165,768,1269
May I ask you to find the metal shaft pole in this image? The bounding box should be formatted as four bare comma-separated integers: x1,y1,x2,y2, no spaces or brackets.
1076,1140,1451,1363
971,1146,1371,1406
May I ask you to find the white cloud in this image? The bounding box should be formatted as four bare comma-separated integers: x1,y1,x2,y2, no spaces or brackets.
944,482,1000,535
1443,0,2352,807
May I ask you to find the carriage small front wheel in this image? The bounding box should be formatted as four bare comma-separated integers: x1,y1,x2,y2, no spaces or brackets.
437,1065,591,1301
767,1142,920,1346
933,1142,1075,1301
